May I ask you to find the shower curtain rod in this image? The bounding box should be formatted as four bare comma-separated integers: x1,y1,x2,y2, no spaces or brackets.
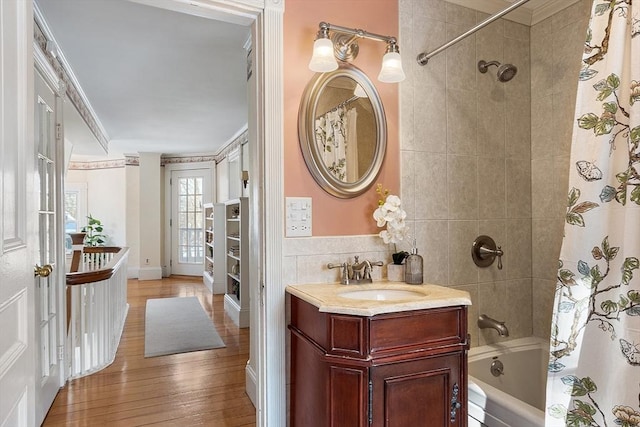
416,0,532,66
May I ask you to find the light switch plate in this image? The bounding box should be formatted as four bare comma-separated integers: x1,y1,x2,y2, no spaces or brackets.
286,197,312,237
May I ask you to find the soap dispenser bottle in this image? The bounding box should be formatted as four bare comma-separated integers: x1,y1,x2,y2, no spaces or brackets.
405,240,423,284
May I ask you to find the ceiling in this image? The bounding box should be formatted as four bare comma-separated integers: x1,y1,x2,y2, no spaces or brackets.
35,0,250,158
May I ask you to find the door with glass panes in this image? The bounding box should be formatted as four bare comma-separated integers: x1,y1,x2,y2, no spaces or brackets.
170,169,210,276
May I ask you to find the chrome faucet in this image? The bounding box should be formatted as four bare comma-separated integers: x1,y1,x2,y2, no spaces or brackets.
328,256,383,284
478,314,509,337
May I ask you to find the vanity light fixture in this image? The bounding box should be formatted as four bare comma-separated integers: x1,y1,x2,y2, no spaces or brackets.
353,84,368,98
308,22,406,83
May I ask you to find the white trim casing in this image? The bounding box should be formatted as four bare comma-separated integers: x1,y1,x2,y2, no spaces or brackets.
259,1,285,426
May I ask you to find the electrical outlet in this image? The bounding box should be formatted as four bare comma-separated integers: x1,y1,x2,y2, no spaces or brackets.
286,197,312,237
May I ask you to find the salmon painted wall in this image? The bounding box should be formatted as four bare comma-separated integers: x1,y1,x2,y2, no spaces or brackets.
283,0,400,236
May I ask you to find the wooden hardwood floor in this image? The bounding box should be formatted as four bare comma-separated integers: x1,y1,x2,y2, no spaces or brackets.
43,276,256,426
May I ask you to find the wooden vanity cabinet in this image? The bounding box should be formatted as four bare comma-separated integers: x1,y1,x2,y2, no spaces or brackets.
288,294,469,427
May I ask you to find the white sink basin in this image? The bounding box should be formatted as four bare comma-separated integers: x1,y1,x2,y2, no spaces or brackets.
339,289,425,301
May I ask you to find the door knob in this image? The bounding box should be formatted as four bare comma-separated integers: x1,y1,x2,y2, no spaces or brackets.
34,264,53,277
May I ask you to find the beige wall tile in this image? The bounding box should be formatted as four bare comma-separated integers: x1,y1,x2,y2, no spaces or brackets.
401,150,416,221
506,157,532,219
533,278,556,338
552,20,587,95
446,3,476,26
476,18,504,66
476,83,506,158
531,96,554,160
505,88,531,159
506,218,532,280
412,16,447,87
447,88,478,155
413,0,446,22
553,89,578,157
446,23,477,91
416,220,449,285
448,220,479,285
504,20,530,42
448,155,478,219
531,158,555,219
415,152,448,219
505,278,533,339
414,81,447,153
530,18,553,98
478,157,506,219
532,218,564,281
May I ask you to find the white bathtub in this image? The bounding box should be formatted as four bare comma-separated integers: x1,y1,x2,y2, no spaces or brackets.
467,337,548,427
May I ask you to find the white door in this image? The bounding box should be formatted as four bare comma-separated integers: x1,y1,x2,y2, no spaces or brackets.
34,69,64,424
170,169,210,276
0,0,36,425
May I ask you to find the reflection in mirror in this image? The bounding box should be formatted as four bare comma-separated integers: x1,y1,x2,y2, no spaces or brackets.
299,63,386,198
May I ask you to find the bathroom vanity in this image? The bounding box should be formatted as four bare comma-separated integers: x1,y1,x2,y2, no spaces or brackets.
287,282,471,427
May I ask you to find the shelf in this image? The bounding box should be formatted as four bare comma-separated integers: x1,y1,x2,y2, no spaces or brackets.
222,198,249,328
202,202,226,295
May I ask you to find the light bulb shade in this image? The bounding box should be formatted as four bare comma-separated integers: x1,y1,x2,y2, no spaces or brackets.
309,38,338,72
378,51,406,83
353,84,368,98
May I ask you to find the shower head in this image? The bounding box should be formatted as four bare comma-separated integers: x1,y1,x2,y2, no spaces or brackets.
478,60,518,82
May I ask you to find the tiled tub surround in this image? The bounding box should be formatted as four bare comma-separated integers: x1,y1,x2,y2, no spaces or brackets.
284,0,591,351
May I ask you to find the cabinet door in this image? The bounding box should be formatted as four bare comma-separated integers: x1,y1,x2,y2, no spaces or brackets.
370,353,465,427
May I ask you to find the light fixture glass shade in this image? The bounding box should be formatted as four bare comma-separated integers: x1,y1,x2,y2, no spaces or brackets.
309,38,338,72
353,84,368,98
377,51,406,83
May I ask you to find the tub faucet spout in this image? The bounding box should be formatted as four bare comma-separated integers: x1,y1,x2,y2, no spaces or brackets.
478,314,509,337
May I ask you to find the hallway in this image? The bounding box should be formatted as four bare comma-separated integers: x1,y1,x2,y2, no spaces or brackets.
43,276,255,426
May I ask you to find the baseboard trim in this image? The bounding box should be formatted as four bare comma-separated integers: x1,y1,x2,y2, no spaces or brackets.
138,267,162,281
245,362,257,407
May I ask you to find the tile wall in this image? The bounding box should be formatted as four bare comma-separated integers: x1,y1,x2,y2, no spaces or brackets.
284,0,592,348
530,1,592,337
399,0,532,346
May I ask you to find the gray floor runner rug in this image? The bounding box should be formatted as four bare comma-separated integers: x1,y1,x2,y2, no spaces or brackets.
144,296,225,357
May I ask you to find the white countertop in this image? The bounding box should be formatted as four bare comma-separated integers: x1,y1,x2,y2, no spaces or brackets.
286,281,472,316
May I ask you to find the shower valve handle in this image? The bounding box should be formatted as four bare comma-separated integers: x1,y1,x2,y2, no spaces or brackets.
472,235,504,270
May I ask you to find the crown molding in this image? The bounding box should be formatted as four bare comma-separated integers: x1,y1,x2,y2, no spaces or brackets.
530,0,581,25
33,4,110,152
445,0,581,26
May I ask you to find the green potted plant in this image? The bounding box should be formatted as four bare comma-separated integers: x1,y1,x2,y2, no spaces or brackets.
81,214,108,246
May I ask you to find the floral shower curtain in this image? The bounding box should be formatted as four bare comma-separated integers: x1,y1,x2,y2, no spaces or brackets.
315,106,357,182
546,1,640,426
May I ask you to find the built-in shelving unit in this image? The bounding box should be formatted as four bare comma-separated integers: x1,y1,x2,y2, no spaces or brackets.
202,203,225,294
223,197,249,327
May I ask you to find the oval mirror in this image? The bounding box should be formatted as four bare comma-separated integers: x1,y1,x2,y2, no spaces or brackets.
298,63,387,198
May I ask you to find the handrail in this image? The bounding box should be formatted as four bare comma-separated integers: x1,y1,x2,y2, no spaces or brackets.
65,245,130,379
66,246,129,286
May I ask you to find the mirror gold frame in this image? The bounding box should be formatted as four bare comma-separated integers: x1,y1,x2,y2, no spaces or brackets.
298,63,387,198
